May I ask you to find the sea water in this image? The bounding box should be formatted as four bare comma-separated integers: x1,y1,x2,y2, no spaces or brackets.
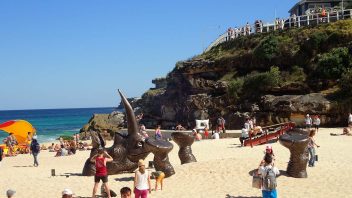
0,107,115,143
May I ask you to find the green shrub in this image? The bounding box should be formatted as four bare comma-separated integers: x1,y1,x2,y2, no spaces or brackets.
339,69,352,95
290,65,307,82
316,47,351,79
243,66,281,96
228,78,244,100
254,35,279,61
58,135,74,140
310,31,329,50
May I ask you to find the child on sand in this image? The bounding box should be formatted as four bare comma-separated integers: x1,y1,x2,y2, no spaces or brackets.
152,171,165,191
134,159,151,198
91,149,113,198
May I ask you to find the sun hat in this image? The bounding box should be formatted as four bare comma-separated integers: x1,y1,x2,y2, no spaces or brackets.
138,159,145,167
62,188,73,195
6,189,16,197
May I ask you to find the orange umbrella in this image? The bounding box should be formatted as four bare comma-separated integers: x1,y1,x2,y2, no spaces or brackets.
0,120,36,144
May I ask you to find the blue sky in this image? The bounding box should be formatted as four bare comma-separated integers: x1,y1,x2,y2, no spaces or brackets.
0,0,297,110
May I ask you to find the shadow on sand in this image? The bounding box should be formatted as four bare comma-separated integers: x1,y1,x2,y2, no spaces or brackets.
225,194,261,198
114,176,134,182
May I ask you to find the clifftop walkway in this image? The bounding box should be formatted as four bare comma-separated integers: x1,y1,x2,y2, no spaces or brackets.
205,9,352,52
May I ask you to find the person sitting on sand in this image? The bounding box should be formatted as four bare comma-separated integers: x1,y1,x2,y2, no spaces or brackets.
151,171,165,191
194,131,202,141
55,145,68,157
212,131,220,139
120,187,131,198
330,128,352,136
48,143,55,152
54,144,61,152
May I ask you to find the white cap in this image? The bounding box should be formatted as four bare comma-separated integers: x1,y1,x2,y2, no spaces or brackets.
62,188,73,195
32,135,38,140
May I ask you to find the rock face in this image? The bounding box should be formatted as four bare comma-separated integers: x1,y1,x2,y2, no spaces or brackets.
80,112,125,139
134,58,346,129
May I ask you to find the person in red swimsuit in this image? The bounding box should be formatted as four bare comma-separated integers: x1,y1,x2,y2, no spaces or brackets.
91,149,113,198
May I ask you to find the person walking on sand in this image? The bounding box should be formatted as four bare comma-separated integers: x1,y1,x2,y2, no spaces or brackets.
30,136,40,167
91,149,113,198
305,114,312,130
313,115,321,132
134,159,151,198
308,129,320,167
258,154,279,198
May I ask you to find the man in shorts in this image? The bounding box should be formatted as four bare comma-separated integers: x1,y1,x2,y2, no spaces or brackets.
91,149,113,198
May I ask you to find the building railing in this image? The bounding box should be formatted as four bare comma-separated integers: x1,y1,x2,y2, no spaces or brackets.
205,9,352,52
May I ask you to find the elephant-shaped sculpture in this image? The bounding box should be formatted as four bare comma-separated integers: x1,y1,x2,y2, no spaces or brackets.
82,89,175,177
279,129,309,178
171,132,197,164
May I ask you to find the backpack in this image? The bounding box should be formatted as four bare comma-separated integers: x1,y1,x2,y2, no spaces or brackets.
263,168,277,190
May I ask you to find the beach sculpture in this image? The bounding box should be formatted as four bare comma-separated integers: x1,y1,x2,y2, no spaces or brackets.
279,129,309,178
171,132,197,164
82,89,175,177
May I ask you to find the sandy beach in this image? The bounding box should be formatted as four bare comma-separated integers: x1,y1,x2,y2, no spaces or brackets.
1,127,351,198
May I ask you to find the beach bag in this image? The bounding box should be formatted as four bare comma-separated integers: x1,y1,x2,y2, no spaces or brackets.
263,168,277,190
252,172,262,189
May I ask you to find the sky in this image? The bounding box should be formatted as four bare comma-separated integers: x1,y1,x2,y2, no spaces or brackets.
0,0,297,110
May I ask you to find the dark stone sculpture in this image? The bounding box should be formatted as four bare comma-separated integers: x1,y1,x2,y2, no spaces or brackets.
279,129,309,178
171,132,197,164
82,89,175,177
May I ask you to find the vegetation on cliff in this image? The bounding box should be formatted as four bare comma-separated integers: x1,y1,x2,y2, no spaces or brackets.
199,20,352,102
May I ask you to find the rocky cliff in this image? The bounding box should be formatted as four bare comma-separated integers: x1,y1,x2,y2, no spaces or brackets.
135,20,352,129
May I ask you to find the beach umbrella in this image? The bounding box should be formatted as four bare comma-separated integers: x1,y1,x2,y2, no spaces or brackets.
0,120,36,144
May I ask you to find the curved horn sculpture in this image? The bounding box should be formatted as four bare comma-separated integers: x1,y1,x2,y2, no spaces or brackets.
279,129,309,178
118,89,138,136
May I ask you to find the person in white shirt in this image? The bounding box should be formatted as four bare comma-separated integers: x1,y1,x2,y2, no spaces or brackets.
348,113,352,130
258,154,280,198
304,114,312,130
134,159,151,197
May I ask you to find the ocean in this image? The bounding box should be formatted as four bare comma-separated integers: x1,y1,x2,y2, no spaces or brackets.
0,107,115,143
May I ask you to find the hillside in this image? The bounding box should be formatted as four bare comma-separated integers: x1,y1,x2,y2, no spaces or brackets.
136,20,352,129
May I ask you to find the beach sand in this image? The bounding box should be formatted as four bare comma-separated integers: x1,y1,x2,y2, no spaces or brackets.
0,127,351,198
